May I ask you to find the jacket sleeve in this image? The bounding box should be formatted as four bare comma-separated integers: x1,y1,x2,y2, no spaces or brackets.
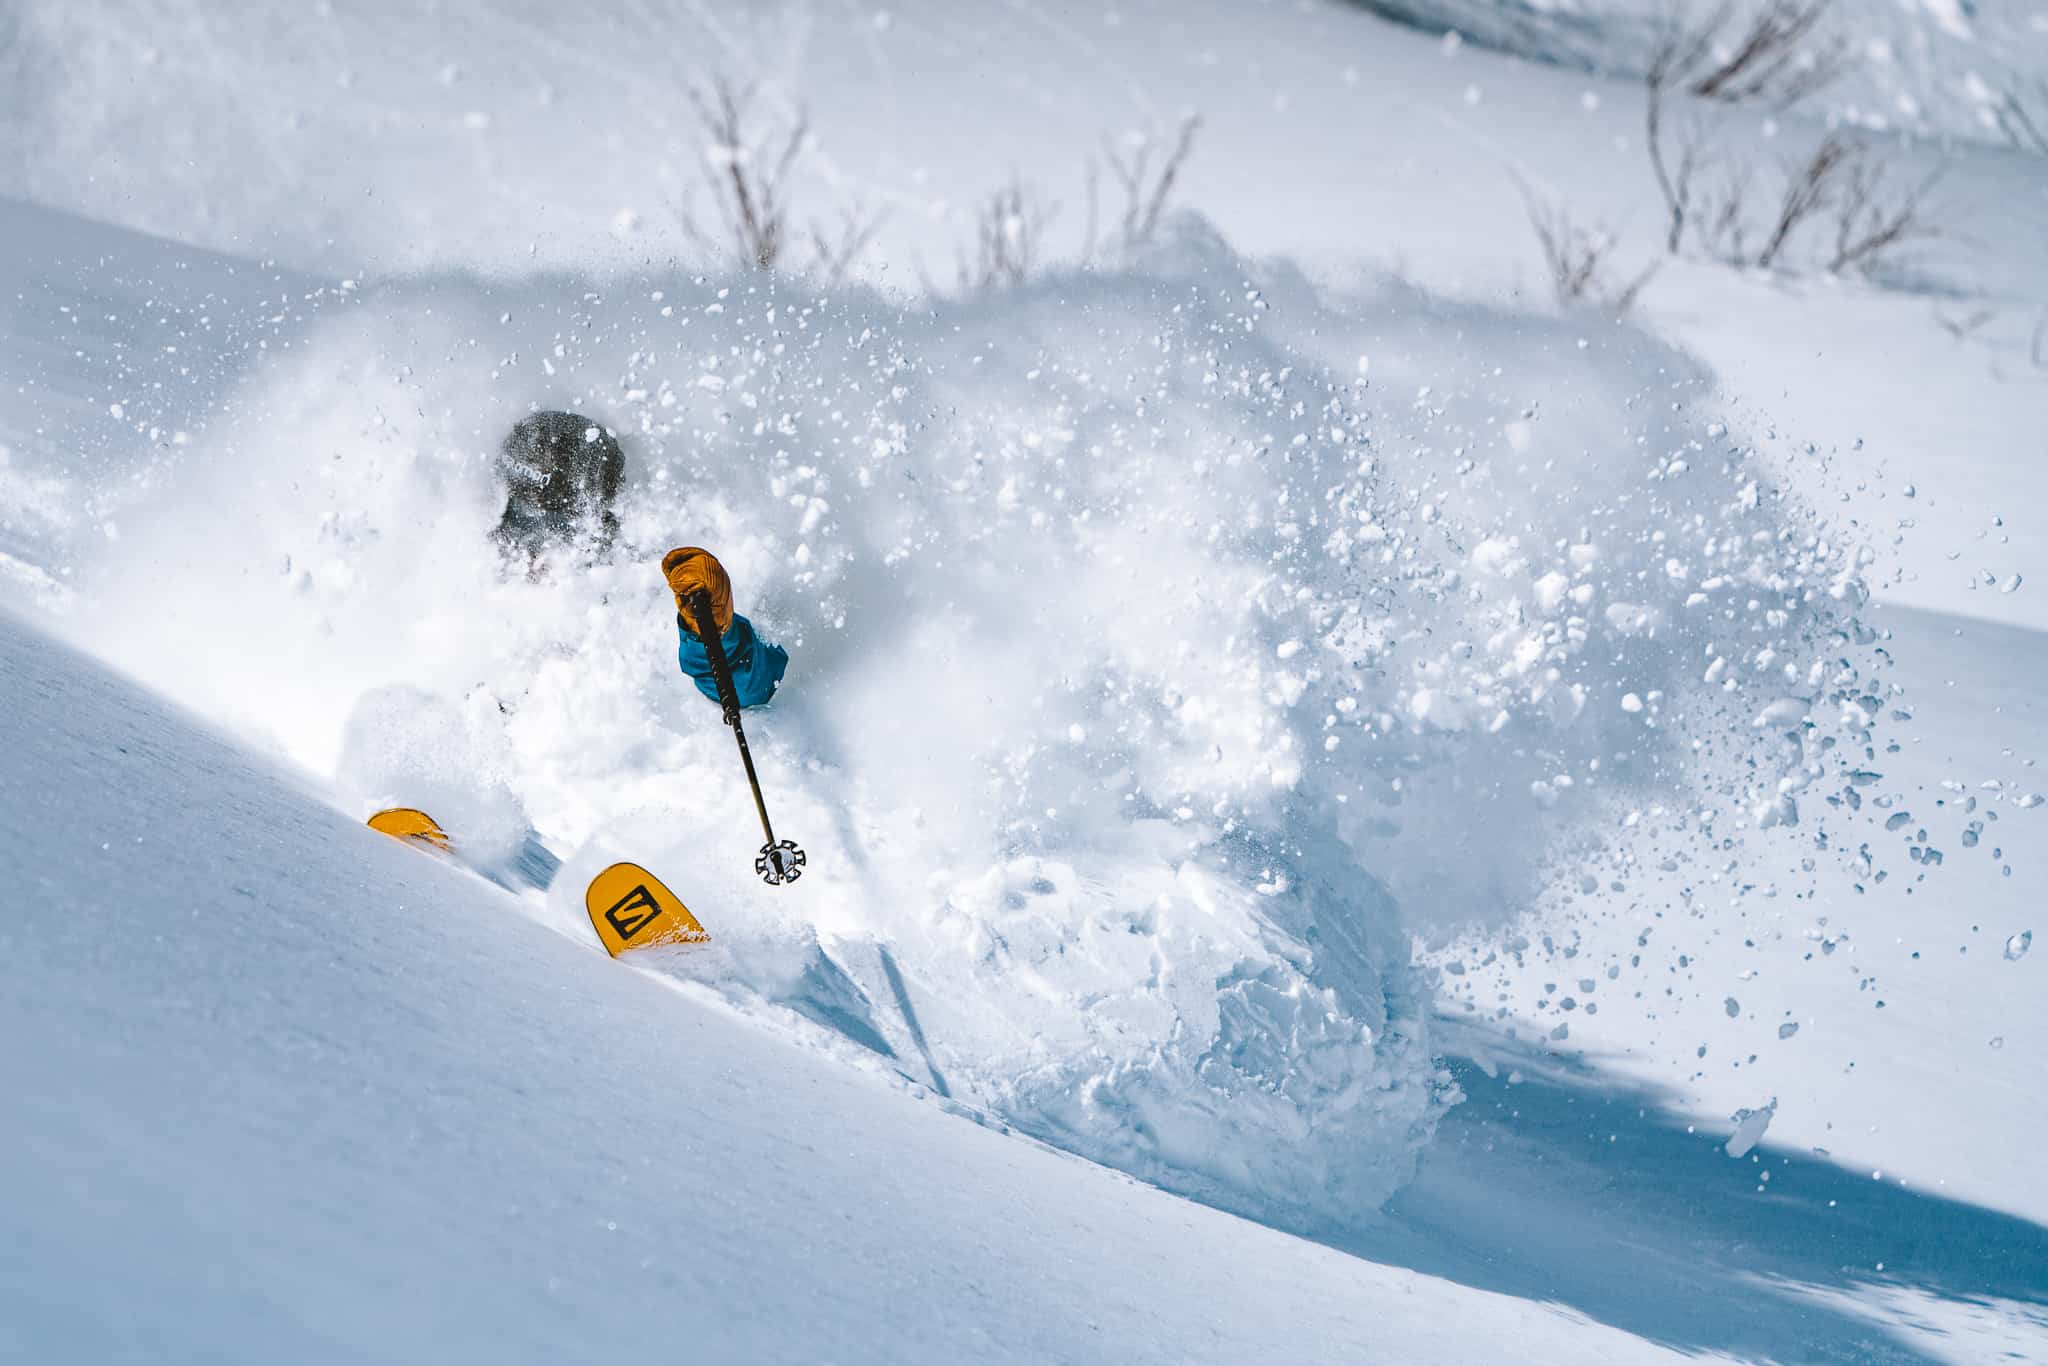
725,616,790,707
676,613,788,709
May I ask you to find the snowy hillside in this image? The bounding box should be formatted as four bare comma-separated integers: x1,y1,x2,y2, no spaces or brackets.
2,1,2044,1362
1346,0,2048,145
2,607,1726,1364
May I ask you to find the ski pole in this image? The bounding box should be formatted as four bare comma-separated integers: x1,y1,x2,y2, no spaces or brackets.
688,590,806,886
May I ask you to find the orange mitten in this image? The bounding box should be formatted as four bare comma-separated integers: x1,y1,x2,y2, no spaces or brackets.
662,546,735,636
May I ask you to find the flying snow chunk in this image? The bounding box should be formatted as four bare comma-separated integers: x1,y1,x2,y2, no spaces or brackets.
1471,538,1521,576
1753,698,1807,729
1725,1100,1777,1159
2005,930,2032,962
1603,602,1660,637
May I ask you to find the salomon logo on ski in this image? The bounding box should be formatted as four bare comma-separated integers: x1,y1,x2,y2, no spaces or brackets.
603,884,662,941
584,862,708,957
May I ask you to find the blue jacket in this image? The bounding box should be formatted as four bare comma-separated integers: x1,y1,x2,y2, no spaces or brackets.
677,612,788,708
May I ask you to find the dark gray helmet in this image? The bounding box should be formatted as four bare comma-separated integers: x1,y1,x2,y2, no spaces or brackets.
493,409,625,560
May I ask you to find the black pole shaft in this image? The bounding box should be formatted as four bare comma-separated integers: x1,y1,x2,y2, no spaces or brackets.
689,592,778,848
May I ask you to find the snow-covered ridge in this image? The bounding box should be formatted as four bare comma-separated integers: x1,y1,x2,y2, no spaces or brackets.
1344,0,2048,146
23,213,1919,1229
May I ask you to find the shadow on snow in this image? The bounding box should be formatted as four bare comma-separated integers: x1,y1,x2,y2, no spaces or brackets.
1337,1026,2048,1364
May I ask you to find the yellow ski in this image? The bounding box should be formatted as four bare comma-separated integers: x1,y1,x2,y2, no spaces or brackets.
367,807,454,853
585,861,710,956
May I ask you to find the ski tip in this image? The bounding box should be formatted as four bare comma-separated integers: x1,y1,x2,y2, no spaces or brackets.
368,807,454,853
585,861,710,957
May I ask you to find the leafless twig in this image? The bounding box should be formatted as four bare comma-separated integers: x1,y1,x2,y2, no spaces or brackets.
1643,1,1850,255
809,202,888,285
682,73,886,281
1080,158,1102,265
1991,82,2048,155
1932,306,1996,342
1686,0,1849,107
1756,130,1852,267
1101,114,1203,253
1827,151,1941,275
958,178,1059,291
1645,79,1714,253
683,76,808,271
1519,181,1660,314
1693,159,1758,263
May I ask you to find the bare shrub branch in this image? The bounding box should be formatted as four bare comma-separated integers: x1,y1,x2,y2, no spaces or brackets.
1932,306,1996,343
683,76,809,272
1694,160,1758,264
1649,1,1849,107
1101,114,1203,252
1080,158,1102,265
1645,81,1714,253
1519,181,1660,315
958,178,1059,292
1688,0,1849,107
681,73,885,282
1643,1,1851,256
1991,82,2048,155
1827,151,1941,275
809,201,888,285
1756,130,1852,267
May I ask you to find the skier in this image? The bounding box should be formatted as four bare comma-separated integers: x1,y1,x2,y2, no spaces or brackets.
493,409,625,570
662,546,788,709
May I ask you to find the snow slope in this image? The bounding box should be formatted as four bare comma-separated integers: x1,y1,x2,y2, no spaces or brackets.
8,596,2043,1361
1427,602,2048,1222
9,189,1972,1240
1344,0,2048,146
0,604,1723,1365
